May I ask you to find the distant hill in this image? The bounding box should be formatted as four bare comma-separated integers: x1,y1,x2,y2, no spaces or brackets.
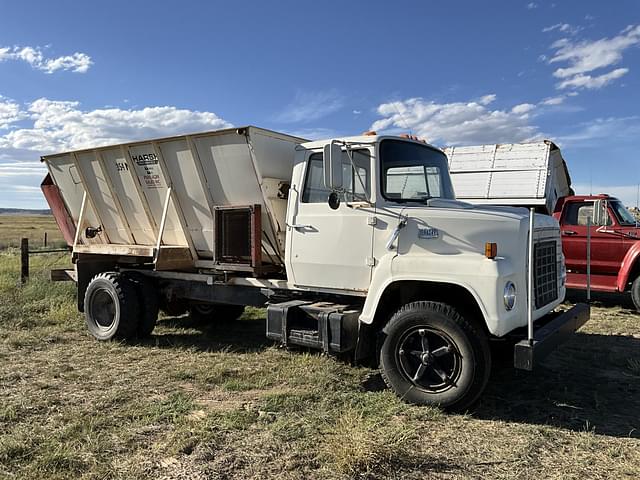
0,208,52,215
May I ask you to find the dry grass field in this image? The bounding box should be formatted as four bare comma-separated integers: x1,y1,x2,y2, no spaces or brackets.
0,214,66,249
0,218,639,479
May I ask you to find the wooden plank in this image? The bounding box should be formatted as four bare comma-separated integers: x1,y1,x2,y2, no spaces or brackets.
51,269,77,282
155,246,193,271
73,244,155,257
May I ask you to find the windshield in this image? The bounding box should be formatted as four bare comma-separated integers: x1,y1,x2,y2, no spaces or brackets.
380,139,455,202
610,200,638,226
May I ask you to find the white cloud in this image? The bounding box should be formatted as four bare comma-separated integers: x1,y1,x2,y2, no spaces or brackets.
542,23,582,35
541,95,566,106
0,98,232,154
555,116,640,146
0,45,92,73
275,90,344,123
0,96,25,128
547,24,640,89
371,95,541,146
0,161,47,177
527,2,538,9
11,184,42,192
511,103,536,114
478,94,497,105
556,67,628,89
0,97,233,208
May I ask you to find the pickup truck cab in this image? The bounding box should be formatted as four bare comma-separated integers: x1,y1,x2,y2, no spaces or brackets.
553,194,640,309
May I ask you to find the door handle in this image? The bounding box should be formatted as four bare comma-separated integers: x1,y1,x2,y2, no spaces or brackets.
288,223,312,230
562,230,577,235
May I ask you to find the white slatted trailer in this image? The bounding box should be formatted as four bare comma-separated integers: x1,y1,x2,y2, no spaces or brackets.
444,140,572,214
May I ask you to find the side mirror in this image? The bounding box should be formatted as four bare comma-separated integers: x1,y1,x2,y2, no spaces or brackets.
323,141,343,190
593,199,608,226
328,191,340,210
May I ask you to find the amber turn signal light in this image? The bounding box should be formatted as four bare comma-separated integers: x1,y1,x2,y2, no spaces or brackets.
485,242,497,259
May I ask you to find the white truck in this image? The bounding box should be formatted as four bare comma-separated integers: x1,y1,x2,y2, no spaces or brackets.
444,140,573,214
41,127,589,411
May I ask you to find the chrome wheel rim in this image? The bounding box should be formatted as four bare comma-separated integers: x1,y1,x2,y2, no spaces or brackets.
396,327,461,393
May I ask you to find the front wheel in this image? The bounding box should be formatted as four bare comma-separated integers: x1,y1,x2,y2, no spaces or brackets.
379,301,491,411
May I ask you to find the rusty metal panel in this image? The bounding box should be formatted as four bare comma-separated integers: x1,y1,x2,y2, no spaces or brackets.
41,173,75,246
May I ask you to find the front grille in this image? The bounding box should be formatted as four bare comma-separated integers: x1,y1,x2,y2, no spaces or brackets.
534,240,558,308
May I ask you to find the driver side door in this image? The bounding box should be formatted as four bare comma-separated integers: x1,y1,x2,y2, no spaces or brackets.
287,149,374,292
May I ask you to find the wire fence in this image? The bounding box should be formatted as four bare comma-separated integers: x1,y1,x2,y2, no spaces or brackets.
20,237,71,284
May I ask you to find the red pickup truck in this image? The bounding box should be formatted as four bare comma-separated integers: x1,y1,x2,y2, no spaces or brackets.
553,194,640,310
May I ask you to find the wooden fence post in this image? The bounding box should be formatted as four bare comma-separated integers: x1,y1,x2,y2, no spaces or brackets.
20,237,29,284
44,232,48,248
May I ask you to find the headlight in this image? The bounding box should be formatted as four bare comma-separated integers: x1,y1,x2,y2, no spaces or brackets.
503,281,517,311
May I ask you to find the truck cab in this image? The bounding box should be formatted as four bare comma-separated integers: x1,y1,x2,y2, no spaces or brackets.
553,194,640,309
287,134,566,335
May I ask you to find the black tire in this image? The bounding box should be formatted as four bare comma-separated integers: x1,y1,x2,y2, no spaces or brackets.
379,301,491,411
84,272,140,341
631,276,640,312
189,303,245,324
124,272,159,337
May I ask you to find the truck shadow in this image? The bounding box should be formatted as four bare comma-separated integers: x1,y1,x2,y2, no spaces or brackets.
146,315,640,439
142,315,272,353
566,288,638,312
475,332,640,438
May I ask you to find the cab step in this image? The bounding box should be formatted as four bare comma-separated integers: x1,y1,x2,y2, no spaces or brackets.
266,300,360,353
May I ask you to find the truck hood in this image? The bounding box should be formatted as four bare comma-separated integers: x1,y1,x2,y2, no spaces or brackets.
391,202,559,265
423,198,558,229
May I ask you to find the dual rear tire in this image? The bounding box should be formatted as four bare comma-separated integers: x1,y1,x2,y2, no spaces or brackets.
84,272,158,341
83,272,246,341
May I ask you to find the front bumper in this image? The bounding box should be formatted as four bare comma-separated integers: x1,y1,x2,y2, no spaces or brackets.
513,303,590,371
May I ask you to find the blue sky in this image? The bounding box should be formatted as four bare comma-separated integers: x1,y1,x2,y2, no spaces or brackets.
1,0,639,208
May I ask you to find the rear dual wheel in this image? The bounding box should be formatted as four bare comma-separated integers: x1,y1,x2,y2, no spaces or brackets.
379,301,491,412
84,272,159,341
